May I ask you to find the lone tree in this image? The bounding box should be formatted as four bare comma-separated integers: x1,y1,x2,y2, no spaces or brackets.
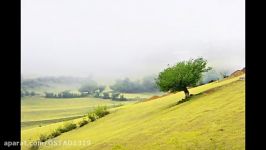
155,58,211,99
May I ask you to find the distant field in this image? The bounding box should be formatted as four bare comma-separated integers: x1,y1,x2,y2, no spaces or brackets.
21,96,134,129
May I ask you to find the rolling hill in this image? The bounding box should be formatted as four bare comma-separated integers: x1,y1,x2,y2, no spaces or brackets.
21,75,245,150
230,67,245,77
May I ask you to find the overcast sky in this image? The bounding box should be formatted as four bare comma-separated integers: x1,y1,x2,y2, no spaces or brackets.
21,0,245,83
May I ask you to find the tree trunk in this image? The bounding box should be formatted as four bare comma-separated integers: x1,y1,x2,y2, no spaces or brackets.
183,87,190,99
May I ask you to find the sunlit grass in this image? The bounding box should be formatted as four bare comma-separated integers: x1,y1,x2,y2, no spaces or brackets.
21,75,244,150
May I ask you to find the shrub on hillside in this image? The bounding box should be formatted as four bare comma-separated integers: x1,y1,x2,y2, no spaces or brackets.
88,106,109,121
94,106,110,117
39,134,49,142
34,122,79,144
78,119,89,127
50,129,61,138
88,113,98,122
58,122,77,133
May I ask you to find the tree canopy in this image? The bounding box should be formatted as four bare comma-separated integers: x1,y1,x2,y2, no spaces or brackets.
155,58,211,98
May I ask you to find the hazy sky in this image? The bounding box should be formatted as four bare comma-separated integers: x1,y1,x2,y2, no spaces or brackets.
21,0,245,82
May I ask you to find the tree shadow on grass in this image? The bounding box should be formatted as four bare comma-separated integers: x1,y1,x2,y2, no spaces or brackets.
165,93,204,110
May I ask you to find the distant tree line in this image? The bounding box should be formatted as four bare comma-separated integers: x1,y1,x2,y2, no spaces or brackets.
44,90,87,98
78,82,127,101
21,76,97,89
21,90,36,97
78,81,105,94
99,92,127,101
22,75,160,100
21,79,49,89
110,92,127,101
110,76,159,93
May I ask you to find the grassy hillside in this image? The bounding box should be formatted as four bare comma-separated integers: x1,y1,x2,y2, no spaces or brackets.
22,75,245,150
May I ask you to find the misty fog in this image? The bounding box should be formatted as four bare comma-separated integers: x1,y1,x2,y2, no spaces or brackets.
21,0,245,84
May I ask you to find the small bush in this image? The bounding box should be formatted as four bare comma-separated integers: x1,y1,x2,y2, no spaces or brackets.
94,106,109,118
57,127,66,133
50,129,61,138
58,122,77,133
88,113,98,122
39,134,49,142
78,119,89,127
88,106,109,121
